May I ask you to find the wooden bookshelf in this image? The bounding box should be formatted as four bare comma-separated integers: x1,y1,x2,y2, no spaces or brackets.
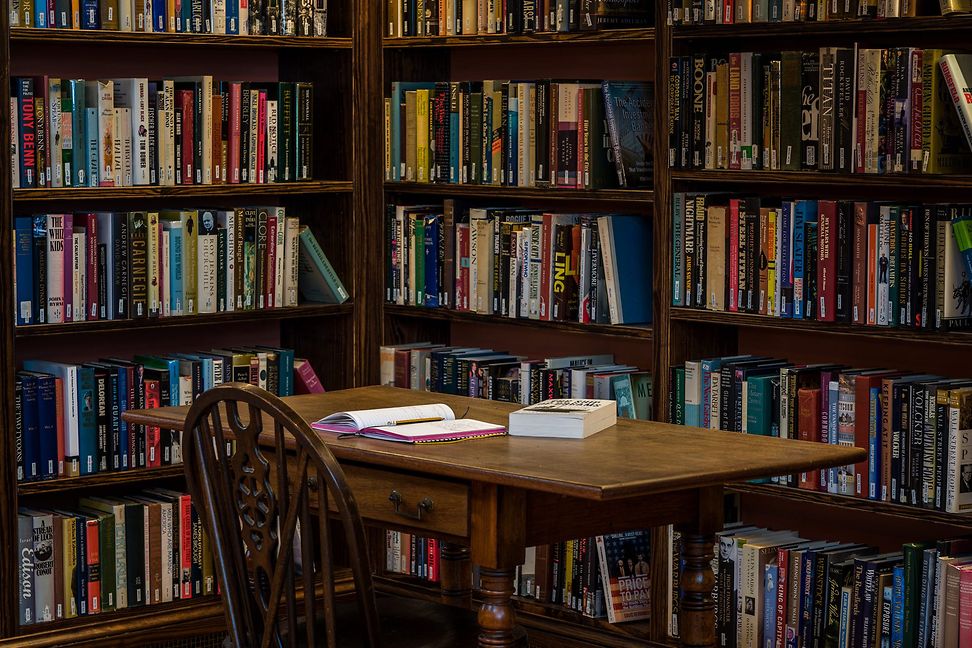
12,180,352,202
672,14,972,39
9,27,353,48
0,0,364,640
15,303,353,338
384,182,654,205
671,169,972,190
383,27,655,48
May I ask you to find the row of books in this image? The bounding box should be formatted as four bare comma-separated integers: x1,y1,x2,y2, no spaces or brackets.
520,530,651,623
667,49,972,175
667,354,972,512
386,201,653,325
670,524,972,648
18,490,214,625
13,208,348,327
386,0,651,37
10,76,314,189
384,80,653,189
9,0,328,34
14,346,305,482
670,194,972,330
667,0,945,24
384,531,441,583
381,343,652,416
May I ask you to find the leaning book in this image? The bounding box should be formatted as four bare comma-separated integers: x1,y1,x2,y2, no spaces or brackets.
311,403,505,443
595,530,652,623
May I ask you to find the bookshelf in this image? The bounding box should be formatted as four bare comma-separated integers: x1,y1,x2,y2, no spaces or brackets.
0,0,366,642
659,6,972,643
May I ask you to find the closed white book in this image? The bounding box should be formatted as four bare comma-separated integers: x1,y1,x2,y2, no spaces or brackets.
118,0,132,29
46,215,66,324
85,80,115,186
113,78,150,185
508,399,617,439
940,54,972,156
213,0,226,33
197,210,218,314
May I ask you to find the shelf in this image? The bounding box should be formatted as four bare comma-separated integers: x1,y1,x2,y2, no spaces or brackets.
386,304,653,339
385,182,653,205
16,303,353,338
18,466,185,496
672,15,972,40
13,180,353,202
670,307,972,347
383,27,654,48
9,27,352,48
670,169,972,190
374,575,663,647
730,482,972,528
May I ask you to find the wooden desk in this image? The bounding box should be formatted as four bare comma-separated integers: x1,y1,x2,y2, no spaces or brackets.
124,385,865,648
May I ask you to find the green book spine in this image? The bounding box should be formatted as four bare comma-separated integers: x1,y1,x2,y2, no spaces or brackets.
672,366,685,425
902,542,926,648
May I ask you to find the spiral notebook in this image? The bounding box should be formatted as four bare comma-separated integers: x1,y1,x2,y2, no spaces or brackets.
311,403,506,443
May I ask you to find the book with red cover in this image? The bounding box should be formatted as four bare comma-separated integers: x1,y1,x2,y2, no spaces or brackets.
854,370,895,499
852,201,868,325
84,516,101,615
144,379,162,468
817,200,838,321
294,358,324,394
798,387,822,491
178,89,194,185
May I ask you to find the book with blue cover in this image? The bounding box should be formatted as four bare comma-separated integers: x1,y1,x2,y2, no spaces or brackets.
601,81,653,189
597,214,652,324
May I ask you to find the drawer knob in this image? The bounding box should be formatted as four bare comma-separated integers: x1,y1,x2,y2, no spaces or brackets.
388,490,435,521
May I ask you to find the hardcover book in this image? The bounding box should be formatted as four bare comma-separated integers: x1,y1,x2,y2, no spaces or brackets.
602,81,653,189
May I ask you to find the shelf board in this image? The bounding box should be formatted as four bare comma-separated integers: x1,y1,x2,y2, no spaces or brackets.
13,180,353,202
383,27,654,48
374,575,663,647
730,482,972,528
670,169,972,190
386,304,653,339
385,182,653,204
9,27,352,48
672,15,972,39
18,466,185,496
670,307,972,347
16,303,353,338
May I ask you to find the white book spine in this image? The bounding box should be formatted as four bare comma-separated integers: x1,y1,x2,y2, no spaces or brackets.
197,234,218,313
96,80,115,186
596,216,621,324
113,505,128,608
160,504,173,603
134,79,150,185
119,0,132,28
72,232,85,322
162,230,171,316
162,81,175,186
239,0,248,33
46,215,65,324
274,208,285,307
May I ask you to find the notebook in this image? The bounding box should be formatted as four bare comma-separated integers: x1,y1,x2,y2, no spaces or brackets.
311,403,506,443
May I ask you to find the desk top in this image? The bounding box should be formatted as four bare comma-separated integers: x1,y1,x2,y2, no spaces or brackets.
124,385,865,501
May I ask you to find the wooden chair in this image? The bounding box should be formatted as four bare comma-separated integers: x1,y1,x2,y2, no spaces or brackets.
182,383,483,648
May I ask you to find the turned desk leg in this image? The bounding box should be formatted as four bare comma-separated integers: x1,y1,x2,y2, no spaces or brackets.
477,566,518,648
439,542,472,607
679,532,716,648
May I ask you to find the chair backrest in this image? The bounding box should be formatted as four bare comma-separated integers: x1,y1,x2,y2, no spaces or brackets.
182,383,381,648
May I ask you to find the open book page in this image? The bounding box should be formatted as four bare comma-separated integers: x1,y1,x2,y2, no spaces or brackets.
312,403,455,432
369,418,504,439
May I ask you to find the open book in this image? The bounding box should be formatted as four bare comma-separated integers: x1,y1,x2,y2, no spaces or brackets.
311,403,506,443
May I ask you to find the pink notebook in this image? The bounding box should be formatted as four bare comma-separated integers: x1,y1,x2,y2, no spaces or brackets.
312,403,506,444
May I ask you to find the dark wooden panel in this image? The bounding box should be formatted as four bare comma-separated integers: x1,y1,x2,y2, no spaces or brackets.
17,466,184,496
386,182,654,205
12,180,352,202
383,28,654,48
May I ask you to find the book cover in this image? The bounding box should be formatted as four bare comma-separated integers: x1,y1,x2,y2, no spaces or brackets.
595,530,651,623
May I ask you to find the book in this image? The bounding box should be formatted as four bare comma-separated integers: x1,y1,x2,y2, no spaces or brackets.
601,81,654,189
312,403,505,443
595,530,651,623
508,399,617,439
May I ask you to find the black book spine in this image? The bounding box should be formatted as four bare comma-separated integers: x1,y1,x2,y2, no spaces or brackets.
193,85,204,184
106,371,120,471
174,106,183,185
508,0,522,33
897,208,911,327
680,55,692,170
296,82,314,180
535,80,549,186
117,214,129,319
125,506,145,606
34,92,47,188
909,384,925,506
835,201,852,322
501,83,511,185
14,380,23,482
128,212,148,319
148,85,158,185
694,194,707,310
801,51,819,170
719,364,733,431
669,57,681,169
461,84,472,184
691,54,706,170
470,90,482,184
523,0,537,31
240,85,251,183
918,206,937,329
217,228,227,311
32,218,47,324
267,0,281,33
834,48,854,173
278,83,295,183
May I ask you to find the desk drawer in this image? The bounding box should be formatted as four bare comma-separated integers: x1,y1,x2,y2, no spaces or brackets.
327,464,469,538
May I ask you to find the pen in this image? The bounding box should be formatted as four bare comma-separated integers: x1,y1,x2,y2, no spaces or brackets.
391,417,445,425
